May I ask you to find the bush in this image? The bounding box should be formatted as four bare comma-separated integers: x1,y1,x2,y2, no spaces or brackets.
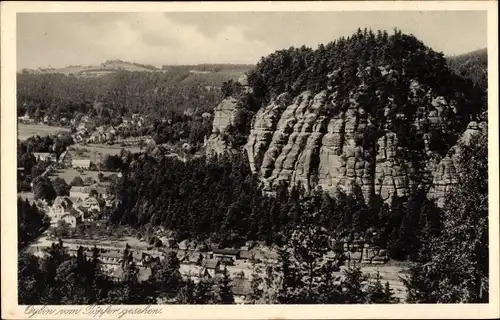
154,239,163,247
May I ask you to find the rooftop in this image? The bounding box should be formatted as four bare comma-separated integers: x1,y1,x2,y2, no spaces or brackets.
213,248,240,256
231,277,251,296
202,259,220,269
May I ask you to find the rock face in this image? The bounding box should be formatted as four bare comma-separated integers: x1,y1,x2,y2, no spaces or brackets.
428,121,487,207
244,72,478,203
211,97,240,134
205,97,241,156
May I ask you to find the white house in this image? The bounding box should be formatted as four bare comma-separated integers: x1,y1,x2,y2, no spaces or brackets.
33,152,52,162
48,196,84,227
80,197,101,213
69,186,90,199
72,159,91,169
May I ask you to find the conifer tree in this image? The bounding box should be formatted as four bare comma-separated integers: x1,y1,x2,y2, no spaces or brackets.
217,267,235,304
403,133,488,303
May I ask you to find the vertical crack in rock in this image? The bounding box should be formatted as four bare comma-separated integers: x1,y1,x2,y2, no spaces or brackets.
233,68,481,204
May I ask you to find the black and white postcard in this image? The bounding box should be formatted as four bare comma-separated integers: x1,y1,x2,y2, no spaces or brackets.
1,1,498,319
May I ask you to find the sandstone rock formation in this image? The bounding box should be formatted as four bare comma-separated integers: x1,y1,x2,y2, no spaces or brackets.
205,97,241,156
428,120,487,207
211,97,241,134
243,71,479,203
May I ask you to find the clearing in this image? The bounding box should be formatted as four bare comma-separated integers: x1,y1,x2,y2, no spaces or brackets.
50,168,117,184
18,123,70,141
71,144,143,158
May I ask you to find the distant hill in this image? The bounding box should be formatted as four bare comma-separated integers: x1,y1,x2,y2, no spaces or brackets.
22,60,164,77
447,48,487,91
21,60,253,82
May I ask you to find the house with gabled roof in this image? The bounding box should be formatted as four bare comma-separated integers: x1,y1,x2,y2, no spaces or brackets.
232,277,252,304
33,152,52,162
201,259,221,278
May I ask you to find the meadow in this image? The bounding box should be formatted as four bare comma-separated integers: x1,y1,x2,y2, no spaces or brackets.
18,123,70,141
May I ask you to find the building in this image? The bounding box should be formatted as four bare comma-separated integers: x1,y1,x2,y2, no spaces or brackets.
72,159,91,169
69,196,84,207
231,277,251,304
239,250,254,263
80,197,101,213
201,259,221,278
49,196,74,223
180,252,202,265
60,212,80,228
100,250,123,265
69,186,90,199
48,196,85,227
33,152,52,162
179,265,203,280
158,236,176,248
213,249,240,265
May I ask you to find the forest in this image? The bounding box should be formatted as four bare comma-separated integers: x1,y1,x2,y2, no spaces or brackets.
18,130,487,304
106,150,442,261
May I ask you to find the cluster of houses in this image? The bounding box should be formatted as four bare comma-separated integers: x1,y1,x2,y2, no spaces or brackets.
36,183,110,228
33,152,58,163
33,150,93,170
70,113,151,146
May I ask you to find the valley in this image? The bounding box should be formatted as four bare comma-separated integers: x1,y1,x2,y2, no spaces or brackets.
15,24,489,306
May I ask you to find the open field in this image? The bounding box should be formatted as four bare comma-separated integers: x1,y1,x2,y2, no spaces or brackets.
18,123,70,141
86,144,143,155
71,144,144,158
50,168,117,184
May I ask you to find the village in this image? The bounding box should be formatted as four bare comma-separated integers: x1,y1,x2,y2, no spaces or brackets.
18,106,407,304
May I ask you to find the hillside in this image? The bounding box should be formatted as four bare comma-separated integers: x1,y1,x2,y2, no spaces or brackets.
447,48,487,91
105,29,487,259
22,60,252,81
17,63,251,122
22,60,162,77
208,29,487,206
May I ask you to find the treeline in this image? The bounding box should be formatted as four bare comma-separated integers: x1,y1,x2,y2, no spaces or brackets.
108,150,441,261
18,198,51,249
19,235,398,305
244,28,485,157
161,64,253,73
150,112,213,149
17,69,224,125
447,48,488,92
248,28,484,105
17,134,74,192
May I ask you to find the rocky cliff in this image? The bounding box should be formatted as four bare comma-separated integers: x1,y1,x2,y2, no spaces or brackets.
244,68,481,203
205,97,241,156
428,120,487,207
207,32,486,204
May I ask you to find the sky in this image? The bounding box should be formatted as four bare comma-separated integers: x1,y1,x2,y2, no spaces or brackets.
17,11,487,70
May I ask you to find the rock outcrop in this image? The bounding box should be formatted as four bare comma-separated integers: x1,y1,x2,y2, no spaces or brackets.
244,70,479,203
205,97,241,156
211,97,241,134
428,121,487,207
